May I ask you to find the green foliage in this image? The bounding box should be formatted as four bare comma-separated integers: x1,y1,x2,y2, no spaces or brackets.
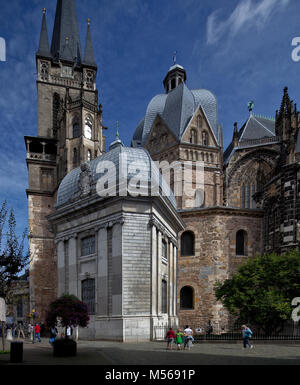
46,294,90,329
214,250,300,334
0,201,29,299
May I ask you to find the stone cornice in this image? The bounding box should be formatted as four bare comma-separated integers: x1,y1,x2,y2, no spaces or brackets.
54,214,126,244
178,206,264,218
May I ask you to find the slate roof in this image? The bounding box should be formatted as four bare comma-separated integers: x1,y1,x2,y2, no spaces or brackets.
223,114,277,164
50,0,82,63
132,82,219,147
36,11,51,57
83,22,97,67
57,140,177,208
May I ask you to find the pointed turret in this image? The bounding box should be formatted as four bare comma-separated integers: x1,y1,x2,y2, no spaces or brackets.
83,19,97,68
37,8,51,57
50,0,82,64
233,122,239,147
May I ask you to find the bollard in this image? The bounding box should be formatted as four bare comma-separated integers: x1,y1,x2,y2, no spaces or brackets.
10,341,23,363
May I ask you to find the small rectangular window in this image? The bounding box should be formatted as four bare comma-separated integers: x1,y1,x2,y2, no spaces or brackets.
81,236,95,256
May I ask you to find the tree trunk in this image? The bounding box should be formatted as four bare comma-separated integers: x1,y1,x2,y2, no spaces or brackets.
1,321,5,352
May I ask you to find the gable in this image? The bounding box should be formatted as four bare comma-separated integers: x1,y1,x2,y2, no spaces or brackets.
181,105,218,147
144,115,178,155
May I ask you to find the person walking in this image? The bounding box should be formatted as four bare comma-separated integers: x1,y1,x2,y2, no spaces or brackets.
175,328,184,350
242,325,253,349
183,325,194,351
66,325,73,340
165,327,176,350
28,323,34,342
34,323,41,343
17,321,25,339
49,326,58,346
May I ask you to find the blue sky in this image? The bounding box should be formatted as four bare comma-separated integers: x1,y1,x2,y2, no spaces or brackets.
0,0,299,242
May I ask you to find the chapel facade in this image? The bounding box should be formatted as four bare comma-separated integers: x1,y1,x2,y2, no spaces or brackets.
24,0,300,337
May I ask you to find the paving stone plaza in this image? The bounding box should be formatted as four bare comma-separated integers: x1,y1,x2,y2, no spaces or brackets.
1,339,300,366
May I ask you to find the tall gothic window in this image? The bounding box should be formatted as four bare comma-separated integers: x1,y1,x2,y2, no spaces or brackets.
161,279,168,314
245,185,250,208
180,286,194,310
251,184,256,208
73,148,77,164
73,117,80,138
84,116,93,140
82,278,95,315
236,230,247,256
241,185,246,208
52,93,60,138
81,236,95,256
197,116,202,128
87,150,92,162
181,231,195,256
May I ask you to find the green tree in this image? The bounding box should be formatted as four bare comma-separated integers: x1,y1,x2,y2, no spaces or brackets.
214,250,300,335
0,201,28,351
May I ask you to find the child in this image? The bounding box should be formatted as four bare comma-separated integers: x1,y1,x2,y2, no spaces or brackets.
165,327,176,350
176,328,184,350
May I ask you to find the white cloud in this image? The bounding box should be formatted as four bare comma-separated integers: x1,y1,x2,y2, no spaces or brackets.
207,0,290,45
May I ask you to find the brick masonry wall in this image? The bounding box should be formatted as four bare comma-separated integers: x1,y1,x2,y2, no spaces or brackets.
177,209,263,330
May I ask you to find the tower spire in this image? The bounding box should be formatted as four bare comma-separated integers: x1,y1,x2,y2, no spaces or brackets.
84,18,97,67
37,8,51,57
51,0,82,63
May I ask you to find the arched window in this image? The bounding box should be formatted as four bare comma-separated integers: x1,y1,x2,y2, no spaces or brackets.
197,116,202,128
84,115,93,140
251,184,256,208
72,117,80,138
180,286,194,310
87,150,92,162
82,278,95,315
241,185,246,208
190,128,197,144
181,231,195,256
236,230,247,256
202,131,209,146
73,148,77,164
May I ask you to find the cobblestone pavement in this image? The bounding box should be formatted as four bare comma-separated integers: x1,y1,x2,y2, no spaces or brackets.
0,338,300,365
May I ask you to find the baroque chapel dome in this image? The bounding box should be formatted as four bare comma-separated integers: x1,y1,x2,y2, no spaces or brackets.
56,139,177,208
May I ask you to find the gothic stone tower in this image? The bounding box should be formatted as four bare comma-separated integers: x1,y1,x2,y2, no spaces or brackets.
25,1,105,319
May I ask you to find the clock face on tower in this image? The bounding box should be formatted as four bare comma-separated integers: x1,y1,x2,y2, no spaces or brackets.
84,116,93,139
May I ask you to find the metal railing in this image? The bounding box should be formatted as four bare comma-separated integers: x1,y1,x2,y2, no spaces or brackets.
153,323,300,342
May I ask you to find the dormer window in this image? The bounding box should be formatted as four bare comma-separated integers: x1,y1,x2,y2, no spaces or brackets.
61,65,73,78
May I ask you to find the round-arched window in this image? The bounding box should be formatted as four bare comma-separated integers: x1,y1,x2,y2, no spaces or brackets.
180,286,194,310
181,231,195,256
